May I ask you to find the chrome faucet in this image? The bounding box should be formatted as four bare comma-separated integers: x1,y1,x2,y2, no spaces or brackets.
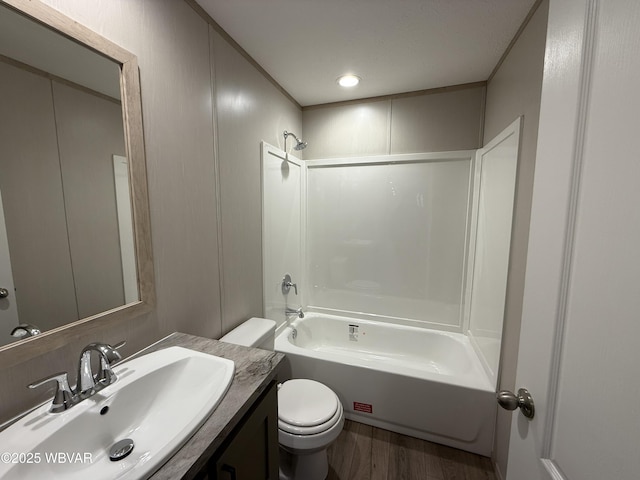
76,342,125,397
285,307,304,318
11,323,41,338
27,341,125,413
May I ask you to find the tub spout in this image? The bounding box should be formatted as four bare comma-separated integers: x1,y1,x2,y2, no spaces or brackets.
285,307,304,318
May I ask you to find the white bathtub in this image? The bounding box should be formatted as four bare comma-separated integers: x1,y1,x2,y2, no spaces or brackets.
274,313,496,456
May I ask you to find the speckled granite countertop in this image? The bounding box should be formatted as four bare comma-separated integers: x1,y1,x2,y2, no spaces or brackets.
140,332,284,480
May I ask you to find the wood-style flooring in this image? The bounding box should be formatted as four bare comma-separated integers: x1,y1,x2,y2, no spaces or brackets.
327,420,497,480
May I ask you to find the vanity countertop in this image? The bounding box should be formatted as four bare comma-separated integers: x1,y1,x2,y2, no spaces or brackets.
142,332,284,479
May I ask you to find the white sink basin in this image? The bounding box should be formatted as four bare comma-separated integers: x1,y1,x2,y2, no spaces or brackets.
0,346,234,480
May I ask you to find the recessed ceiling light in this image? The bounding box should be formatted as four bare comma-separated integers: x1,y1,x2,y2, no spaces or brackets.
337,74,361,88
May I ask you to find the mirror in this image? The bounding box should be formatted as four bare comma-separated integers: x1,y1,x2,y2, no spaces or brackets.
0,0,154,363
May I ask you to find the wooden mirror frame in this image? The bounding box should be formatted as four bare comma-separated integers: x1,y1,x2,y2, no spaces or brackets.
0,0,155,368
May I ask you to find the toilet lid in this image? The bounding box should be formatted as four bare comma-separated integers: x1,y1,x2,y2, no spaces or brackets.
278,379,339,427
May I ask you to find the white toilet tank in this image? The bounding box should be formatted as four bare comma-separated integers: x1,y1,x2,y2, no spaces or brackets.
219,317,276,350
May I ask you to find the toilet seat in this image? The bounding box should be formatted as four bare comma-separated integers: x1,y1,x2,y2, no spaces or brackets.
279,400,343,435
278,379,341,435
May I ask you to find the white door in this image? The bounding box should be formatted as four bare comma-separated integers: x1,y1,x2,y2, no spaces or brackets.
505,1,640,479
113,155,138,305
0,188,19,346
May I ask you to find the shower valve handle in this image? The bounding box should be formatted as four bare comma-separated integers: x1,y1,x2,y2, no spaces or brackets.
282,274,298,295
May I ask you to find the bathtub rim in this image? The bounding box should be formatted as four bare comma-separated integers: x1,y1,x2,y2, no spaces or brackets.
275,312,495,393
298,306,465,334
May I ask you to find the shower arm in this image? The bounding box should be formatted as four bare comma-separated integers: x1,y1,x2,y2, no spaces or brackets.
283,130,299,142
283,130,296,151
283,130,307,152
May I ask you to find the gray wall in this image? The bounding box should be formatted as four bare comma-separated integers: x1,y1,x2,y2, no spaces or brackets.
211,27,302,335
483,1,549,477
302,84,485,159
0,62,78,331
0,0,301,424
54,81,127,319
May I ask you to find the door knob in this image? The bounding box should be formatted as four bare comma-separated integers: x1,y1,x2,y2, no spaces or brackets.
497,388,535,419
0,287,9,298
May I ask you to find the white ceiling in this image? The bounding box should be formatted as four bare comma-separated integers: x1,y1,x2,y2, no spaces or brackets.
196,0,538,107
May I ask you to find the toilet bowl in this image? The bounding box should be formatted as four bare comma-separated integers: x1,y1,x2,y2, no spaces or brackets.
220,318,344,480
277,379,345,480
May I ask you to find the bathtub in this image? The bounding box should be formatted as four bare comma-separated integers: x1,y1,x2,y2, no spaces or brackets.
274,313,496,456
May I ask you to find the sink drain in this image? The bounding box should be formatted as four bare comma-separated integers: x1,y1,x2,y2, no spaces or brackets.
109,438,134,461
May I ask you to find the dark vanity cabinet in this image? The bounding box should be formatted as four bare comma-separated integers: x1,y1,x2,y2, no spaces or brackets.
203,381,279,480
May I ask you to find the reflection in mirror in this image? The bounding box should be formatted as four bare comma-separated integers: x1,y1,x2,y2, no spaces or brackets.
0,3,137,346
0,0,153,357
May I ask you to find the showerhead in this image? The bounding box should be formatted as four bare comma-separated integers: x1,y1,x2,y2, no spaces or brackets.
284,130,307,152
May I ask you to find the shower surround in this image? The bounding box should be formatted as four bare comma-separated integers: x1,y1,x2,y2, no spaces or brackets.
261,120,519,455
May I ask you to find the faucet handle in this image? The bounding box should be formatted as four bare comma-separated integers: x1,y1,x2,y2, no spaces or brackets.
282,274,298,295
100,340,126,362
95,341,126,385
28,372,75,413
77,341,127,396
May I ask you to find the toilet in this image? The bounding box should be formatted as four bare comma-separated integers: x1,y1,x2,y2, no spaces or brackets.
220,317,344,480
